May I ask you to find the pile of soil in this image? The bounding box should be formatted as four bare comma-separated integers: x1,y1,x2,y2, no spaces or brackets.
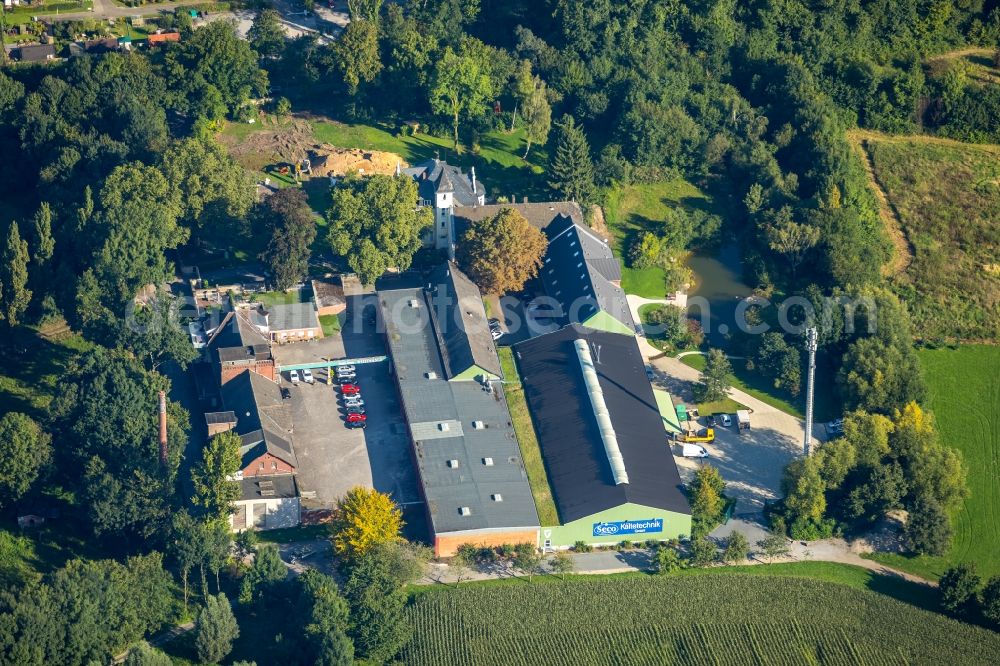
308,146,407,177
222,117,406,177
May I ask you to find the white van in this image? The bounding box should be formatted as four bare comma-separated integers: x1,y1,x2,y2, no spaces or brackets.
682,443,708,458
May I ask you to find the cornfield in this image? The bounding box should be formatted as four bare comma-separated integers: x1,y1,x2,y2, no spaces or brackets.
403,575,1000,665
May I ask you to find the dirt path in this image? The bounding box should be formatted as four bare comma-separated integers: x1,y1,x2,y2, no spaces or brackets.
925,47,996,64
845,131,913,277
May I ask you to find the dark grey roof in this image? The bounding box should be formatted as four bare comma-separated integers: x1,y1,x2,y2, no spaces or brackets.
209,306,271,352
453,202,585,238
265,303,319,332
240,475,298,501
221,371,297,469
427,263,503,379
16,44,56,62
513,326,690,521
378,278,539,535
217,344,272,364
539,214,635,333
402,159,485,207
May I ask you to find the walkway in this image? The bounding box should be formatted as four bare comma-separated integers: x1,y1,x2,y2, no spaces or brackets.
625,293,686,331
417,538,931,586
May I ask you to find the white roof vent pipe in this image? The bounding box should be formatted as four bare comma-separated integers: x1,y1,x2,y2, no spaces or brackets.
574,339,629,485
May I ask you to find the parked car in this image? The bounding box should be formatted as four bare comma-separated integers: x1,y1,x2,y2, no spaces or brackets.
340,384,361,396
490,328,503,340
302,369,315,384
346,412,367,423
345,405,366,415
281,387,291,400
336,374,357,384
346,420,367,430
289,370,300,385
721,414,733,427
343,398,365,409
705,415,716,427
488,318,502,329
335,365,356,375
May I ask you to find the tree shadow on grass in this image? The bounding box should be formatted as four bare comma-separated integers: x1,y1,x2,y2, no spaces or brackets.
0,326,88,419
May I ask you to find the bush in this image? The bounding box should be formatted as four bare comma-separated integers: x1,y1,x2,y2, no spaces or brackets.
721,532,749,563
572,541,593,553
689,537,716,567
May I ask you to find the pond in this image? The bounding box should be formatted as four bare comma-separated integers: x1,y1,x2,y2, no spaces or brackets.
686,243,753,348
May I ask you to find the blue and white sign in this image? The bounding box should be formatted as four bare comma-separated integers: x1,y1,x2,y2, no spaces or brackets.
592,518,663,537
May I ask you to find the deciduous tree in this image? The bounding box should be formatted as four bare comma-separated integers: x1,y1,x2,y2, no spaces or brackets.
0,412,51,507
904,493,952,556
1,221,32,326
248,9,286,59
981,576,1000,627
256,188,317,291
343,543,412,663
550,551,574,579
696,348,732,403
721,531,749,563
520,76,551,158
195,593,240,664
239,545,287,606
191,430,242,523
939,563,981,616
456,207,547,294
333,19,383,95
331,487,403,561
326,175,431,285
430,46,493,150
31,202,54,265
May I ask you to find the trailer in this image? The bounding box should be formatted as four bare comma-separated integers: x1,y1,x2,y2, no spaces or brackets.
736,410,751,432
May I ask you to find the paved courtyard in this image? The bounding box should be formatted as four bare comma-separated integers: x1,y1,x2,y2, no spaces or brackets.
285,354,420,510
271,295,386,367
639,340,825,518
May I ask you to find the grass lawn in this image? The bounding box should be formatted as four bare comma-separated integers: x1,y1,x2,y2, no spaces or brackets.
0,322,92,419
310,119,548,202
3,1,91,24
865,136,1000,342
865,345,1000,580
602,180,715,299
254,288,307,307
498,348,559,526
681,353,807,419
255,524,332,544
318,314,341,336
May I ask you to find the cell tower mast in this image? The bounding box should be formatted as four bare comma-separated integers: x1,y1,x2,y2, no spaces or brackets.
804,327,818,455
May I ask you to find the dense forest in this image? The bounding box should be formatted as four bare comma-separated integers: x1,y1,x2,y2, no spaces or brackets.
0,0,998,662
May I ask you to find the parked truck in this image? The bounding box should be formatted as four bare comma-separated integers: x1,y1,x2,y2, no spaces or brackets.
678,427,715,443
737,410,751,432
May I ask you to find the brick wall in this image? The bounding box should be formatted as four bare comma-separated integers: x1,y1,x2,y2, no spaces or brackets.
434,529,540,557
242,452,295,477
220,360,277,385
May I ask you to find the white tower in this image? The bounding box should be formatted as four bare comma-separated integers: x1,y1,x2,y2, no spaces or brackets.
804,327,818,455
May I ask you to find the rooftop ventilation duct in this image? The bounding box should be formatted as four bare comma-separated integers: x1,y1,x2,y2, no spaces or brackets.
574,339,628,485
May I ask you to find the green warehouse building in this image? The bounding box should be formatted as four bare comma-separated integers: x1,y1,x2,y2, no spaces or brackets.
514,325,692,549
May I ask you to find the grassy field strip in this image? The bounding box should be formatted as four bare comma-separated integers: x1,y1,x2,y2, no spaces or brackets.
857,134,1000,342
498,348,559,526
845,132,913,276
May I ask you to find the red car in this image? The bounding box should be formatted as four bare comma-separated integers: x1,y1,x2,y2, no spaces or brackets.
346,412,367,423
340,384,361,396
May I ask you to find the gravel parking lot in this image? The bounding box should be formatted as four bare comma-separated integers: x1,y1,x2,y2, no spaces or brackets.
285,361,420,510
644,351,820,518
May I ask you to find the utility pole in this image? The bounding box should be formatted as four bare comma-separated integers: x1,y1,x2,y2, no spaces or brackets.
804,327,818,455
1,4,8,65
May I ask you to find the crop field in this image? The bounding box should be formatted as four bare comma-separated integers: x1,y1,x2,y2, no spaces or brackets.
403,575,1000,665
862,134,1000,342
867,345,1000,580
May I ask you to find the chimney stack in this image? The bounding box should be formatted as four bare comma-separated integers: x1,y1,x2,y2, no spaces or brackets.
158,391,168,466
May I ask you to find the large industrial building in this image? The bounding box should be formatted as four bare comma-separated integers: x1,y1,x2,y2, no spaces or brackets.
378,263,540,556
514,325,691,548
